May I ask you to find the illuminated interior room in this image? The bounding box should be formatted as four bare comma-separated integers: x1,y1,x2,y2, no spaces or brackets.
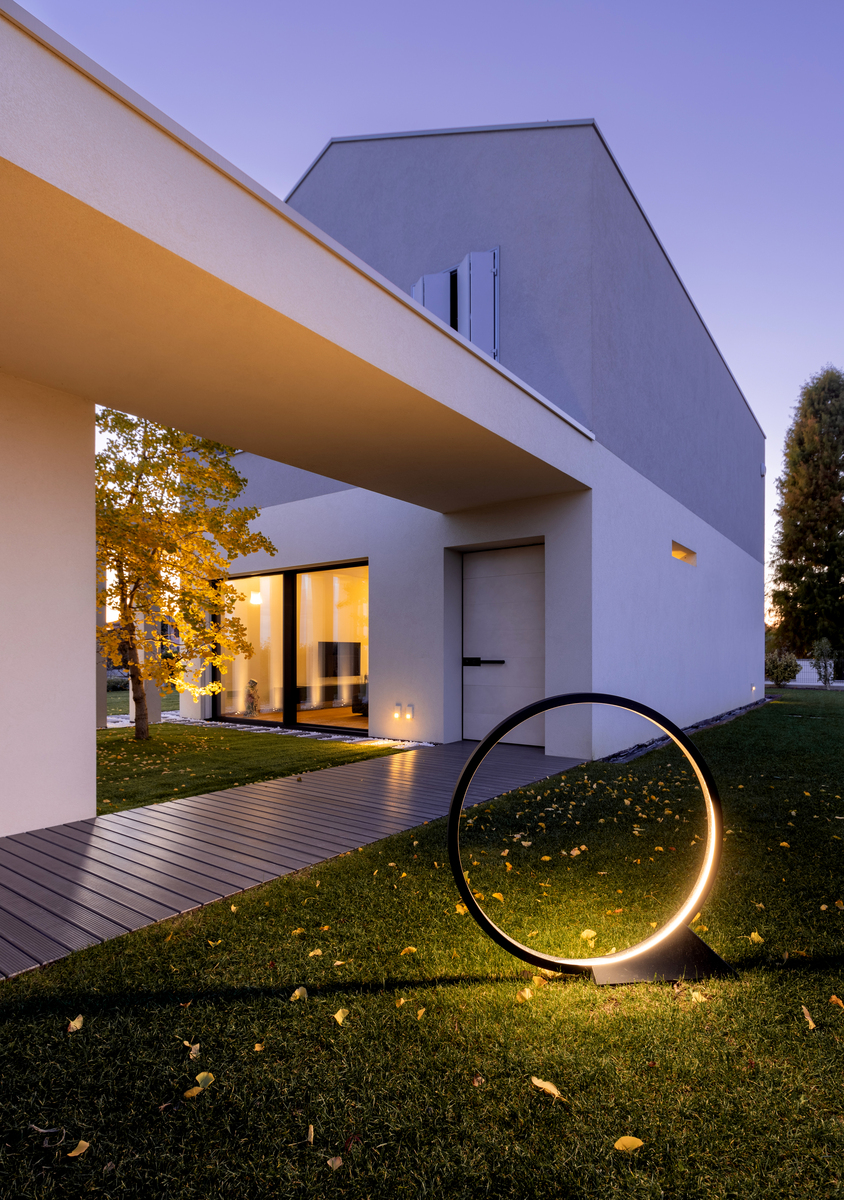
216,564,369,733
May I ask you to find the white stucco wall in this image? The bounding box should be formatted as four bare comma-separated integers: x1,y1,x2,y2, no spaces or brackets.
232,439,763,763
0,371,95,836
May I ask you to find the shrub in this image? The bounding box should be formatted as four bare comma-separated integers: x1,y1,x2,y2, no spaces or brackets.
765,648,800,686
811,637,835,689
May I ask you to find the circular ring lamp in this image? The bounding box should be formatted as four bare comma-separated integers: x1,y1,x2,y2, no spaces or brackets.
447,693,732,985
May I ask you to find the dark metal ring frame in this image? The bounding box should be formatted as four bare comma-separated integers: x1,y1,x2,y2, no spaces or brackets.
447,692,724,975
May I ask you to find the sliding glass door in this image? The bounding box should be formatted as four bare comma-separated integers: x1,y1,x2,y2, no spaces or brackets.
217,562,368,733
297,565,368,730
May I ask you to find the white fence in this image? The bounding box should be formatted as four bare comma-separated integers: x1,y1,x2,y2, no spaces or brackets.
767,658,844,687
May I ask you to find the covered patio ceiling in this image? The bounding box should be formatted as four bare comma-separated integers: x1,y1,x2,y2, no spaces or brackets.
0,2,594,513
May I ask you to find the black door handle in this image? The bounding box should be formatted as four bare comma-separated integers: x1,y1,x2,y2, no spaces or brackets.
462,657,506,666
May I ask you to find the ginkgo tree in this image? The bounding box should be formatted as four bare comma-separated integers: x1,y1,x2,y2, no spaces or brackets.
96,408,276,740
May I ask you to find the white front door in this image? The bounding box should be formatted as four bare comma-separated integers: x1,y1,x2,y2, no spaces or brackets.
462,545,545,746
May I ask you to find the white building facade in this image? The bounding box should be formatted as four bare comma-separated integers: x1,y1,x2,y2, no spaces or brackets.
191,126,766,762
0,2,763,838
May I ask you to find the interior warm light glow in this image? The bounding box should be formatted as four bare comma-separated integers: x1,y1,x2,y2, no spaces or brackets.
671,540,697,565
405,705,414,720
249,591,262,605
394,703,402,719
447,693,724,975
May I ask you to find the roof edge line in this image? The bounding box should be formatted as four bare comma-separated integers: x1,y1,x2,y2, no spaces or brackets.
286,116,765,439
284,118,597,201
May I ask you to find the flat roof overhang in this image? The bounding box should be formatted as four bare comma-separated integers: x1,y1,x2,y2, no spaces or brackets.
0,4,595,513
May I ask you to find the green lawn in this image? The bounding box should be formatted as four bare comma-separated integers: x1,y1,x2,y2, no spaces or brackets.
2,689,843,1198
96,724,406,815
105,688,180,716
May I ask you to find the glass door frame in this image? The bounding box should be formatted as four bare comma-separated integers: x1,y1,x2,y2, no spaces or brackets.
211,559,369,735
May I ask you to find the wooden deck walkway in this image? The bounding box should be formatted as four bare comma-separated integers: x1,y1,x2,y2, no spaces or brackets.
0,741,579,980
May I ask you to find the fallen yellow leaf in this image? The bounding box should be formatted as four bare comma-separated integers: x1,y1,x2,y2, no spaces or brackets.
690,990,705,1003
531,1076,563,1101
230,905,237,913
836,900,844,909
830,995,844,1009
802,1005,816,1030
531,975,548,988
401,872,407,878
67,1140,89,1157
207,940,221,947
527,930,539,938
417,1008,426,1020
309,949,322,957
400,946,417,955
500,849,509,857
580,929,597,941
396,998,407,1008
333,960,346,966
291,928,305,935
505,862,513,872
307,1124,314,1144
320,925,330,931
183,1040,200,1060
541,856,551,862
570,848,580,857
492,892,504,903
333,1008,349,1026
67,1015,83,1033
614,1136,644,1152
455,902,468,915
750,931,764,944
254,1043,264,1052
655,846,664,852
780,842,790,848
183,1086,203,1099
516,987,533,1003
327,1156,343,1170
195,1072,214,1088
521,841,532,847
290,986,308,1001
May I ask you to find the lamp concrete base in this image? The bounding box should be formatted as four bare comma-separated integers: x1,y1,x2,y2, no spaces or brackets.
590,925,734,986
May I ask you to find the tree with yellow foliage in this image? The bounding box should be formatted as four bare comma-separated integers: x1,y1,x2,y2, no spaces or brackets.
96,409,276,740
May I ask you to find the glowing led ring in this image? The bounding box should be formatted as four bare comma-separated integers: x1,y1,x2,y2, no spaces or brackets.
447,692,723,974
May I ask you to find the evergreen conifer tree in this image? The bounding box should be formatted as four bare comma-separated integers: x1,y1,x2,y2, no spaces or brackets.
770,366,844,655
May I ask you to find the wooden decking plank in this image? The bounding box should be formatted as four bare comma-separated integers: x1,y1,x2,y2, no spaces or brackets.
54,822,259,894
0,882,107,955
114,809,312,874
0,849,136,940
0,934,41,979
23,830,194,915
183,799,419,849
149,797,384,854
0,844,153,933
0,904,71,965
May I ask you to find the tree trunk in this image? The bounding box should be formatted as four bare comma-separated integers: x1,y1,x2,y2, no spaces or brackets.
120,632,150,741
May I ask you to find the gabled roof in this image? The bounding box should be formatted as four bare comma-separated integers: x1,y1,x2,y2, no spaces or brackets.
287,119,763,437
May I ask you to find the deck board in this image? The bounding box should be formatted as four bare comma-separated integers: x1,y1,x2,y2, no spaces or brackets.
0,740,578,979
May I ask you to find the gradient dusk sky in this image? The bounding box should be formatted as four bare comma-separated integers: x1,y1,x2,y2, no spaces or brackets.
23,0,844,572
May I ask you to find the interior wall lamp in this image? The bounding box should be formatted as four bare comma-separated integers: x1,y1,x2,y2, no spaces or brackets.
447,692,733,985
394,703,402,719
249,591,262,605
405,705,414,720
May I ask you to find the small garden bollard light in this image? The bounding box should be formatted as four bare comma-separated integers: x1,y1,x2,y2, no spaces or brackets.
448,693,733,985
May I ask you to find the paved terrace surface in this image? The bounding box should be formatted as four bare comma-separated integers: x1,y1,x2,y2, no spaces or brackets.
0,741,579,980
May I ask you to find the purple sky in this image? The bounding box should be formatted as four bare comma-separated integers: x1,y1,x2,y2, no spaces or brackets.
25,0,844,571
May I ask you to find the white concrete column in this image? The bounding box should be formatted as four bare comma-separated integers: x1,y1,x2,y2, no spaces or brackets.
0,372,95,836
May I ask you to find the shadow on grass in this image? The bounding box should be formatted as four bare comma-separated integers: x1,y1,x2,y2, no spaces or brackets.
2,970,594,1019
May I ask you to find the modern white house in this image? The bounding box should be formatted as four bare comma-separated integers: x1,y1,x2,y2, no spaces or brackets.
185,126,766,757
0,1,764,841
